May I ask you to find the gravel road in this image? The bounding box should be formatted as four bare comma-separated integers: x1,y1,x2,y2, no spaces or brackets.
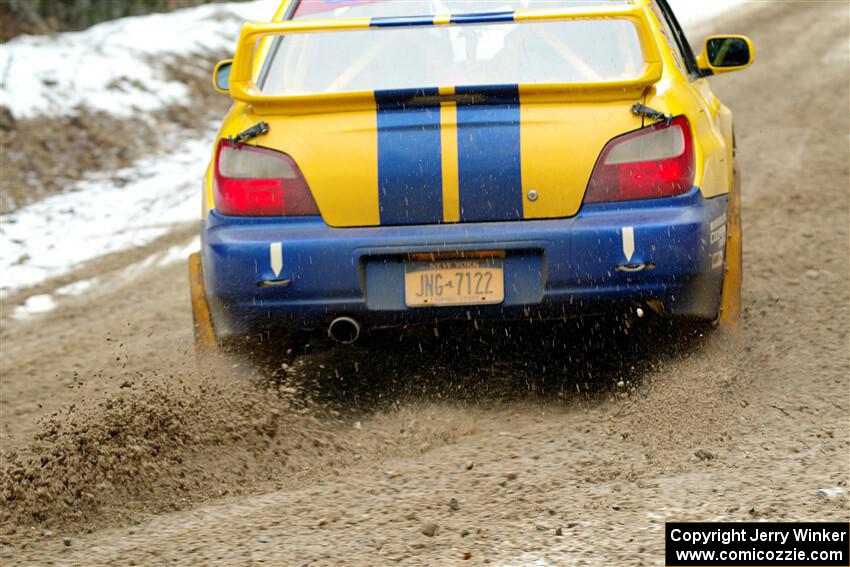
1,1,848,565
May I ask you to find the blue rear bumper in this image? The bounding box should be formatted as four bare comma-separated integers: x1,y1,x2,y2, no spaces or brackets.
202,188,728,336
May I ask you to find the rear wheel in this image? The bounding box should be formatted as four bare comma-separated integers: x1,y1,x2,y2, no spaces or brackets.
188,252,220,355
717,160,743,337
188,252,302,368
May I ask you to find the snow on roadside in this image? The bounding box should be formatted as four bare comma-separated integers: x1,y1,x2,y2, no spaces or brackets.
0,0,276,119
11,294,56,319
158,237,203,268
0,129,212,295
8,237,201,320
55,277,99,297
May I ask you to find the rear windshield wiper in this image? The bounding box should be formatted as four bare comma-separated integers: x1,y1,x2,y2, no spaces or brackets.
228,121,270,147
631,103,672,126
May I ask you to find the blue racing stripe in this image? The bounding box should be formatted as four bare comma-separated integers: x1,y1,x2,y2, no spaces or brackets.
375,88,444,225
455,85,523,222
370,15,436,27
449,11,515,24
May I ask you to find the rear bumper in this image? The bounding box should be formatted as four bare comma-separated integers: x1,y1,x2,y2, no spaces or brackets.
202,188,728,336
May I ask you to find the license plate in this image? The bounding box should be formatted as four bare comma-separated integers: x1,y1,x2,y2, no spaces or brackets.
404,258,504,307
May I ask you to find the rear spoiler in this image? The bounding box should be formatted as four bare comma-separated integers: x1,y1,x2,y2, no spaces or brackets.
230,4,663,115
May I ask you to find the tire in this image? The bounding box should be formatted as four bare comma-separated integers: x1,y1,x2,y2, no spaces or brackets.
717,160,743,337
188,252,220,355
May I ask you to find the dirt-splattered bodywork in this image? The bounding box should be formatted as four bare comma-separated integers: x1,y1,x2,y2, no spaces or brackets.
190,0,752,346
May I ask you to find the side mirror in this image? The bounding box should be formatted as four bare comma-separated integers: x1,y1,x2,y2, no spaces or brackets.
697,35,754,74
212,59,233,93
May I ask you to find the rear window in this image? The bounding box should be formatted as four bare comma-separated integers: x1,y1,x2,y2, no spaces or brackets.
261,0,645,96
293,0,633,19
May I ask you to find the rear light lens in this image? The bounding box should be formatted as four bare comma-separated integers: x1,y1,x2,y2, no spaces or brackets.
583,116,695,204
213,140,319,216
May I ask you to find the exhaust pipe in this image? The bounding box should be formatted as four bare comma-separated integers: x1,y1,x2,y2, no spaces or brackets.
328,316,361,344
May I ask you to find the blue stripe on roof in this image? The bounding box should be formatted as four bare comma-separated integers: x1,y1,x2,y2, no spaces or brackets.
370,15,436,27
449,11,515,24
369,11,516,27
375,88,444,225
455,85,523,222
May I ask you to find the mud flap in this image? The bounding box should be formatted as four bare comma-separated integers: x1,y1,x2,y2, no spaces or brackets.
718,161,743,338
188,252,219,354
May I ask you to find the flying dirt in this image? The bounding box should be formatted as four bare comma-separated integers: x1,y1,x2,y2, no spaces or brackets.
0,1,848,565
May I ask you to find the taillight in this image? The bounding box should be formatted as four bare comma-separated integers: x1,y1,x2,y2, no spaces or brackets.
213,140,319,216
583,116,694,204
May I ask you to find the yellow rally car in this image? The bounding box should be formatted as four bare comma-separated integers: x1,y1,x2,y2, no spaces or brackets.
188,0,753,350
